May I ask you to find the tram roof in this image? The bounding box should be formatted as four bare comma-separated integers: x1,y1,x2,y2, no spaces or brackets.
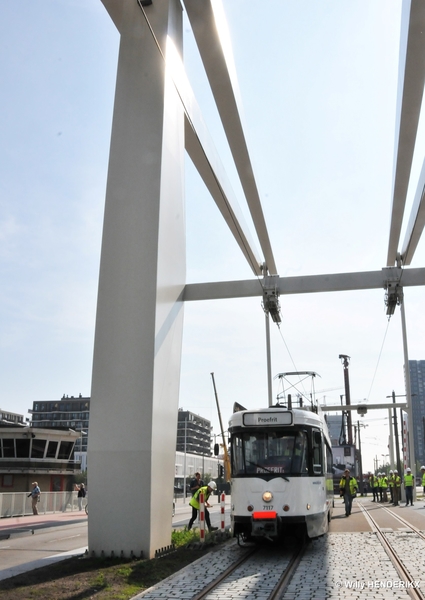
229,406,325,429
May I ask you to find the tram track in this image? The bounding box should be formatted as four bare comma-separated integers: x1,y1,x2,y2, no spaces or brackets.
192,540,306,600
358,501,425,600
379,504,425,541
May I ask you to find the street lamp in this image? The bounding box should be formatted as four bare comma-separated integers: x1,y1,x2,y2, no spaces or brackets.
381,454,389,471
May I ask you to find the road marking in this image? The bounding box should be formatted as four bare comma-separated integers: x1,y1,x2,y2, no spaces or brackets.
51,535,81,542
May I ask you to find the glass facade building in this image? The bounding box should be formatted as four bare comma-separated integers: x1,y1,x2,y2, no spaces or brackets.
176,409,212,456
409,360,425,466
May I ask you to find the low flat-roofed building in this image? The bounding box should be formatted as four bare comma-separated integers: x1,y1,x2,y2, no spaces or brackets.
0,422,81,493
0,409,25,425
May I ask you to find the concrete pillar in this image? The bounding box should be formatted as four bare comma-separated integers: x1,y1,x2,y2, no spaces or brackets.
88,0,185,558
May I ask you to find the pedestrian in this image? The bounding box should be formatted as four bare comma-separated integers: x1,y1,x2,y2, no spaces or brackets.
382,473,388,503
339,468,358,517
28,481,41,515
393,470,401,506
378,472,384,502
371,473,379,502
189,472,204,496
77,483,86,511
188,481,218,532
368,472,373,500
421,466,425,499
404,467,414,506
388,470,394,504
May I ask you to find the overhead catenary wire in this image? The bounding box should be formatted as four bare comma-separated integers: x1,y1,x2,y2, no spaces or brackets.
365,317,391,401
274,325,309,401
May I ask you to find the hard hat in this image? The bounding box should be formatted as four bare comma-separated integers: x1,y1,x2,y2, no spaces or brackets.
421,466,425,470
407,467,411,471
389,470,393,473
394,469,398,473
208,480,217,490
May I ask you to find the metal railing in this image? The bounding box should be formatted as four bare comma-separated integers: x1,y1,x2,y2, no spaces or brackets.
0,491,87,518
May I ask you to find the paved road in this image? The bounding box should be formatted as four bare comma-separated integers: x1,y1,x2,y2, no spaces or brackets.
0,512,88,581
0,496,231,581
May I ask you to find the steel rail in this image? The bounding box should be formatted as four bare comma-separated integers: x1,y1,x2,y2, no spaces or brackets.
191,546,258,600
268,542,307,600
358,502,425,600
379,504,425,542
192,541,306,600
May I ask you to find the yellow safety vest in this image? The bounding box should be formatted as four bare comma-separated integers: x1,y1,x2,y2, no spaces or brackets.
189,486,212,510
339,476,358,496
404,474,414,487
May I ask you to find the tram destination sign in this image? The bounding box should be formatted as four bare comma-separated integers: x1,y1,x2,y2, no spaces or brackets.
243,412,293,426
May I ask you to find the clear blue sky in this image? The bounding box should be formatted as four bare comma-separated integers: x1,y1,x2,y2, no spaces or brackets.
1,0,423,472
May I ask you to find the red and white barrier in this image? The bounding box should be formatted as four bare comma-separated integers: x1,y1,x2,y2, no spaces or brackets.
199,491,205,543
220,492,225,532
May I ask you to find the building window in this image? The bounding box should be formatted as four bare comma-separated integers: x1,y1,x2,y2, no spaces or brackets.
2,475,13,488
58,441,74,460
3,439,15,458
16,439,30,458
46,441,58,459
51,475,63,492
31,439,47,459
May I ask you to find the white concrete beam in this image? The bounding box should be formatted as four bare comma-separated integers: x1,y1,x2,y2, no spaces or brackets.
183,0,277,275
89,0,185,559
387,0,425,265
183,267,425,302
102,0,264,275
401,155,425,264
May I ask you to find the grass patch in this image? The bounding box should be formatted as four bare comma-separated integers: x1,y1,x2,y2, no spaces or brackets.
0,529,229,600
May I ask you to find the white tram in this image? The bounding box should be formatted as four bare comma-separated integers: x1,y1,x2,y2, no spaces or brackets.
229,372,334,541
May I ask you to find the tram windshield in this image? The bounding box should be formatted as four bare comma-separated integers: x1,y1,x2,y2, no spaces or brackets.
231,429,308,476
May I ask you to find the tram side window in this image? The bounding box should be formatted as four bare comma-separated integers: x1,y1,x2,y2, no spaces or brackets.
312,430,322,475
326,444,333,474
232,435,244,475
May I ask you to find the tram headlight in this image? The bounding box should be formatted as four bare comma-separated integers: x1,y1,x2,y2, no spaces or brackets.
306,503,311,510
262,491,273,502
